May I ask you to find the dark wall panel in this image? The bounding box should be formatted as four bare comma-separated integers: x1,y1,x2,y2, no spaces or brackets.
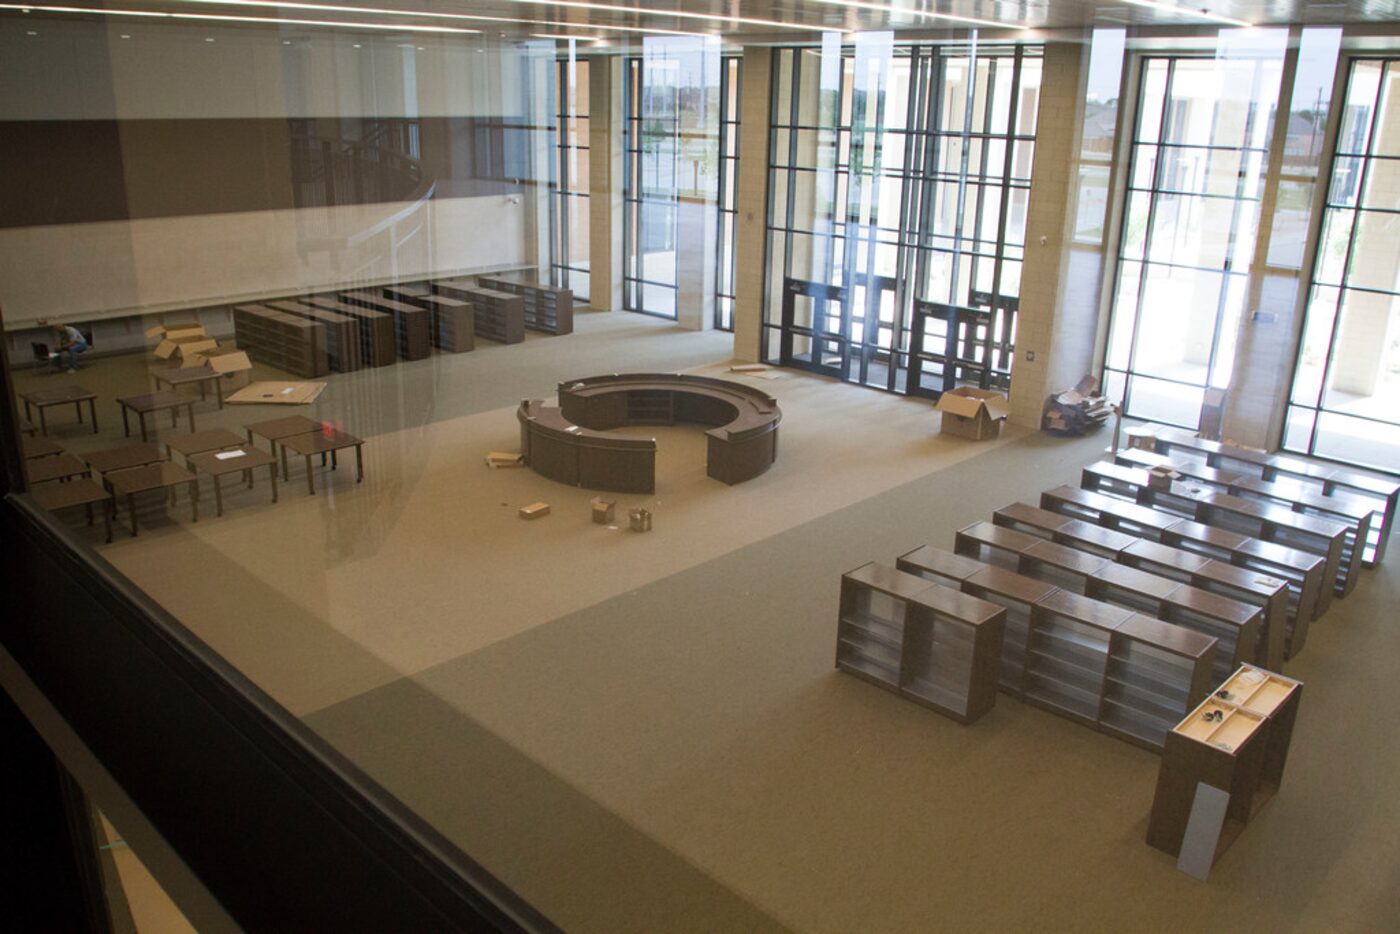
0,117,535,228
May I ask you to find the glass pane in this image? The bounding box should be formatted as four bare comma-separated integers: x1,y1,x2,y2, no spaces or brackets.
1291,285,1340,405
1311,411,1400,472
1345,210,1400,292
1127,374,1206,428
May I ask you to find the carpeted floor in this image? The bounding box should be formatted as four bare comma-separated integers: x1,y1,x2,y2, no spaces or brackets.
15,313,1400,932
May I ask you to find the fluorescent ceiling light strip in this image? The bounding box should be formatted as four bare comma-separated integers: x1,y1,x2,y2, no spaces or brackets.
157,0,706,36
530,33,602,40
1114,0,1253,27
499,0,822,32
0,3,482,31
809,0,1011,29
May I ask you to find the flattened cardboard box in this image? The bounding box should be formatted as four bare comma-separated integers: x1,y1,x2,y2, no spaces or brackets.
519,502,550,520
226,381,327,405
935,387,1011,440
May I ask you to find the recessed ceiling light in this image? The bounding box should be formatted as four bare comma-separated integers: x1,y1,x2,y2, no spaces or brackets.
205,36,214,41
120,32,131,38
502,0,821,32
1113,0,1253,27
0,5,486,35
25,28,37,34
810,0,1011,29
160,0,708,36
352,42,360,47
282,39,290,44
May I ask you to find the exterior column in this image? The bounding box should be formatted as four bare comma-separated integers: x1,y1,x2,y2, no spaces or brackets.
1009,39,1122,428
732,47,773,361
588,54,623,313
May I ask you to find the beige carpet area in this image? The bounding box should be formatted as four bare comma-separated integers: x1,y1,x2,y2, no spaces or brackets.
15,316,1400,931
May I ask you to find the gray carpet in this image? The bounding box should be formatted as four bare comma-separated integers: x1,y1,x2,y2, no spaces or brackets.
306,427,1400,932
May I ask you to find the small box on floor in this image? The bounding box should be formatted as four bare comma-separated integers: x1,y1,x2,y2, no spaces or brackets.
486,451,524,469
628,508,652,532
591,498,615,524
936,387,1011,441
519,502,550,520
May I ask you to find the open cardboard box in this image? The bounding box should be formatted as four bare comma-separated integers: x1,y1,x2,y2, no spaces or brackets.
936,387,1011,441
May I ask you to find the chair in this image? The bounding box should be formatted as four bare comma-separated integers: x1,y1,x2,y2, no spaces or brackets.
31,342,59,372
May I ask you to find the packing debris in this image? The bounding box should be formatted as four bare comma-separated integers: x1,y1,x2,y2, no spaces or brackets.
485,451,525,469
1042,375,1113,435
518,502,551,520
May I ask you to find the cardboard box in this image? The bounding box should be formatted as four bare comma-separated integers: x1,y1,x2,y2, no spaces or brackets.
485,451,524,469
1147,465,1180,491
628,508,652,532
591,498,615,524
936,387,1011,441
1125,425,1160,451
519,502,550,520
1199,387,1228,441
226,381,327,405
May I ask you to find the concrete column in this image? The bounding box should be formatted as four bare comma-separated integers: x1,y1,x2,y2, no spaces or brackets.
732,47,772,361
1008,40,1120,428
588,54,623,312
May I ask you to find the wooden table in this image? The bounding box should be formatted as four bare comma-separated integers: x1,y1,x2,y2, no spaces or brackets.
165,428,247,466
280,429,365,494
116,391,196,442
84,443,167,480
22,436,65,459
19,418,39,437
106,462,199,536
245,416,324,480
31,478,113,543
152,365,225,408
187,446,278,516
24,452,90,484
21,385,98,435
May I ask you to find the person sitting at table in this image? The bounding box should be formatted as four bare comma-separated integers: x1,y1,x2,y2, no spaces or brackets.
53,324,88,372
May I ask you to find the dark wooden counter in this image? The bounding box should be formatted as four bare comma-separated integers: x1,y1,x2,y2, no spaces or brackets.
517,374,782,494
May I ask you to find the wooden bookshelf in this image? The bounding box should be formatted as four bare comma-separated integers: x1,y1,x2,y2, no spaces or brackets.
1147,664,1302,872
837,563,1005,725
339,290,432,361
302,295,396,367
476,274,574,335
430,278,525,344
264,300,362,372
231,304,329,378
384,285,475,353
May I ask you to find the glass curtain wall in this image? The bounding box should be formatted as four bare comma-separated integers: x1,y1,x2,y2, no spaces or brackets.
715,53,741,331
623,51,681,318
550,52,590,302
1103,38,1286,427
1284,58,1400,472
764,38,1040,396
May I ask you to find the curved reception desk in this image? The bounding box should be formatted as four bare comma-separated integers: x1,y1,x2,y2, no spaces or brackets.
517,373,782,494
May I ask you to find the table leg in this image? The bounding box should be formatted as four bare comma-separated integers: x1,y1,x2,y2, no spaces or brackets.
121,404,130,437
23,400,32,421
198,381,207,401
245,467,254,490
356,444,363,482
306,455,316,495
128,493,138,536
280,443,289,481
213,475,223,516
190,479,199,522
215,380,224,409
331,449,338,471
39,407,49,436
75,400,83,423
104,498,113,544
85,502,93,526
270,464,278,503
89,397,98,433
187,404,197,433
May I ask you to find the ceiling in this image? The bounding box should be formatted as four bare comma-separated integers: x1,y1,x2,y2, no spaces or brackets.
9,0,1400,42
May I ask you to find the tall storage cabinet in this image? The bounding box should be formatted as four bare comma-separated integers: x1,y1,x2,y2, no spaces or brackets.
836,563,1005,725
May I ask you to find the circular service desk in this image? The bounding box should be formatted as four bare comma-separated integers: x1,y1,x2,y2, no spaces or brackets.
516,373,782,494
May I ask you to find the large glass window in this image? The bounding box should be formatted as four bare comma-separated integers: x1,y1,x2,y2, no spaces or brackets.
764,40,1040,396
1104,48,1285,427
550,54,590,302
715,54,740,331
623,52,681,318
1284,58,1400,473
